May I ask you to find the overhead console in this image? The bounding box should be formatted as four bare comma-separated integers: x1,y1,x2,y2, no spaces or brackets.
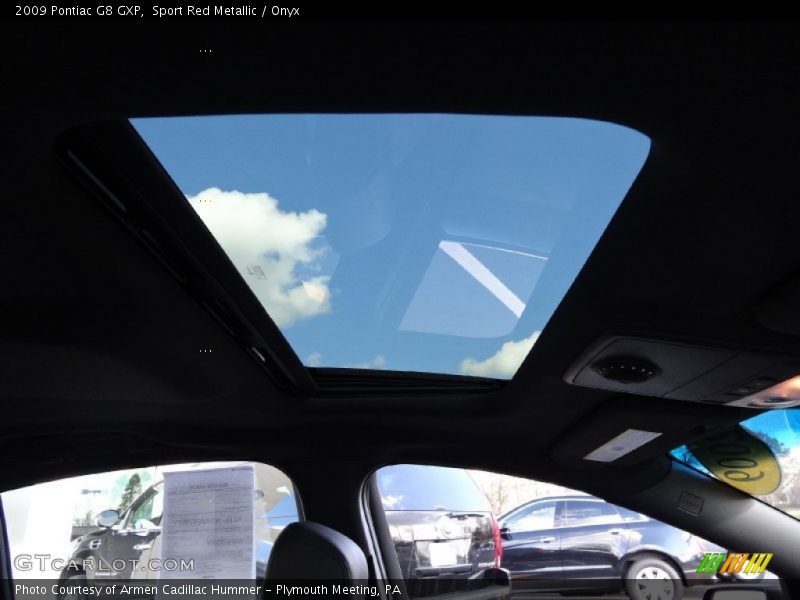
564,334,800,410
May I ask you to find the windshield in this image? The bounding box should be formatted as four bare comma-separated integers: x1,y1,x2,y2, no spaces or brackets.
672,409,800,519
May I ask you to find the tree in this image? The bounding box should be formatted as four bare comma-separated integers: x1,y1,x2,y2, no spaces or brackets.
749,430,789,456
74,510,95,527
118,473,141,512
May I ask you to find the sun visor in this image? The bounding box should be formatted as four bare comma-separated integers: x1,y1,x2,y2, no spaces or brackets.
549,396,750,469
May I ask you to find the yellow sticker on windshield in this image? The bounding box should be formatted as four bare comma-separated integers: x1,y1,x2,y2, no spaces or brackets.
688,426,782,495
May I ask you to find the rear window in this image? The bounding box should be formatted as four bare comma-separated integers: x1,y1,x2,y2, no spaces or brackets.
376,464,490,511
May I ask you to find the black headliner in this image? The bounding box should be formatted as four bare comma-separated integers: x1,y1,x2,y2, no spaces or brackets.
3,23,800,497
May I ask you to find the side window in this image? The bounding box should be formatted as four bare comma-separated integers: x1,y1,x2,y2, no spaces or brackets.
616,505,647,522
504,501,556,533
368,466,742,600
0,461,297,581
562,500,622,527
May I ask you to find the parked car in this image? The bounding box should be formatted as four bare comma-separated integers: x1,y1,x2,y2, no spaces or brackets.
60,463,298,587
375,465,502,597
498,495,724,599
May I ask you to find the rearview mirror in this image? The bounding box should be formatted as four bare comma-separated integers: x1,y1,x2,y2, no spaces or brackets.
703,587,767,600
96,509,120,528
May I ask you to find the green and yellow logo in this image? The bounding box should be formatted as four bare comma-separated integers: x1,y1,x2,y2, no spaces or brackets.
697,552,773,575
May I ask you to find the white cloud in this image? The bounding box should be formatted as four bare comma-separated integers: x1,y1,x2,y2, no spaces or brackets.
347,355,387,370
459,332,541,378
187,188,331,328
306,352,323,367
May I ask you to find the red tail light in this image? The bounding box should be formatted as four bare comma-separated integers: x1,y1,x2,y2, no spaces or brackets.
491,514,503,568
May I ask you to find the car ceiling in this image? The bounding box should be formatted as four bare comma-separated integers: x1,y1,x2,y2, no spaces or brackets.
3,23,800,498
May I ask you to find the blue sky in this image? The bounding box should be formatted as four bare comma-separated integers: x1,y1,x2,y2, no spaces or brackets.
744,409,800,446
132,114,649,378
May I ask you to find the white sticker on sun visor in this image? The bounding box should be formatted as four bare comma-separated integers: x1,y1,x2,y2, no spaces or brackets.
584,429,662,462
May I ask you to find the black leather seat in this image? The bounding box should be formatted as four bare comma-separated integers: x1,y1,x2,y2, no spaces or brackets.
266,521,369,594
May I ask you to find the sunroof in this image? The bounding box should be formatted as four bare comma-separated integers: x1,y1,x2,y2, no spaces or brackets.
132,115,649,379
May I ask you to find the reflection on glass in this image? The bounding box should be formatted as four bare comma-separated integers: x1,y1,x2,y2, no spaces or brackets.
672,408,800,518
133,115,650,378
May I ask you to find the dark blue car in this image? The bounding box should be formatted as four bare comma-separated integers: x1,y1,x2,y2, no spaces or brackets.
499,495,723,599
